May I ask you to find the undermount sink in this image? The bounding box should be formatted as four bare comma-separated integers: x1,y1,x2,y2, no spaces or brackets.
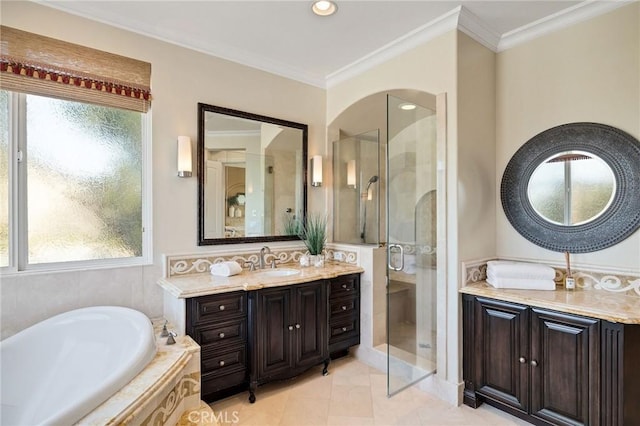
258,268,301,278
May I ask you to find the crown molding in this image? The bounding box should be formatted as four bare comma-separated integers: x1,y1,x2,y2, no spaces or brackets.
497,0,634,52
326,7,461,88
36,0,633,90
457,6,501,51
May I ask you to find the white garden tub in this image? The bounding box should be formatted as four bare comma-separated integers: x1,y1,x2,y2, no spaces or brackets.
1,306,157,426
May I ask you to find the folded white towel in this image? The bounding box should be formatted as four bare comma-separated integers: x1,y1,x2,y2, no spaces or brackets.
487,277,556,291
210,261,242,277
487,260,555,281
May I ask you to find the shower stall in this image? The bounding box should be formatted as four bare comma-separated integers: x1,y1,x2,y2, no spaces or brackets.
332,91,439,397
333,130,380,245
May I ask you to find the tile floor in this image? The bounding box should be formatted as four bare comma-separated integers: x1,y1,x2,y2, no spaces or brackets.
209,356,530,425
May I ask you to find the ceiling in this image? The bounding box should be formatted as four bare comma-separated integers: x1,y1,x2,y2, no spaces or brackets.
41,0,626,88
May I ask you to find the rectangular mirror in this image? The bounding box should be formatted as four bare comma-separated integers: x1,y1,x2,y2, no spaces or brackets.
198,103,307,245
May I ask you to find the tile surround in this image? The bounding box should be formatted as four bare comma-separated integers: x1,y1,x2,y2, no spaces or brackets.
164,245,359,278
463,259,640,297
76,318,202,425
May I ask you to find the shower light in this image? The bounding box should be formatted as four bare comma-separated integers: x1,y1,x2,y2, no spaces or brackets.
399,103,416,111
312,0,337,16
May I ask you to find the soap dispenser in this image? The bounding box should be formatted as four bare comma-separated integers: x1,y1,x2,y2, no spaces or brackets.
564,251,575,290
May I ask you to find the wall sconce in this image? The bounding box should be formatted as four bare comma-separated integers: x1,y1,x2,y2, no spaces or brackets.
177,136,192,178
311,155,323,187
347,160,356,188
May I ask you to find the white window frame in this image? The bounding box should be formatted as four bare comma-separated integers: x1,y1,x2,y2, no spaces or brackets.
1,91,153,275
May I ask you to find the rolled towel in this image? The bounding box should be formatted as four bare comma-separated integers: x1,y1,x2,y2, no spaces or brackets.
487,276,556,291
487,260,555,281
210,261,242,277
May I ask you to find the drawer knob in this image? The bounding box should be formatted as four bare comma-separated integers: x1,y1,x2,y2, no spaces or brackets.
530,360,538,367
342,284,347,289
342,327,347,332
288,325,294,331
341,305,347,310
219,332,225,338
219,360,225,367
295,323,301,329
219,305,225,311
519,357,526,364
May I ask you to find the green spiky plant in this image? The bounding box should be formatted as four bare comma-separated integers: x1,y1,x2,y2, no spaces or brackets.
282,213,302,236
299,213,327,256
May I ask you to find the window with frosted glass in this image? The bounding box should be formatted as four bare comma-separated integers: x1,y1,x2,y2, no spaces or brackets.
24,95,143,264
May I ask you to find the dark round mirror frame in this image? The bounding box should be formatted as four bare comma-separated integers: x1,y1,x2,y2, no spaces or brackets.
501,122,640,253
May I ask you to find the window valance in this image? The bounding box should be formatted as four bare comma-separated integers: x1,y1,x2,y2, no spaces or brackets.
0,25,151,112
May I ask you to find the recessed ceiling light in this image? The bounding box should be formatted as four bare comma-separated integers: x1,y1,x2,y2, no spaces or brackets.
312,1,337,17
399,103,416,111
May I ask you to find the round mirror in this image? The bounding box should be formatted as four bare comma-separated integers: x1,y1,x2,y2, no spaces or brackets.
527,151,616,226
501,122,640,253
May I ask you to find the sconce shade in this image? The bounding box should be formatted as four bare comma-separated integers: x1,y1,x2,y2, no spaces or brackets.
177,136,192,177
347,159,356,188
311,155,323,187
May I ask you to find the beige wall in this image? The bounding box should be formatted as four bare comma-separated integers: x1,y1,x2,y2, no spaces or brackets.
0,1,326,338
456,32,497,263
496,3,640,272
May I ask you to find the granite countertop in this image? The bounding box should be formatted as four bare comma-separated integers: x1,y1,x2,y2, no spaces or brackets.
158,262,364,299
460,281,640,324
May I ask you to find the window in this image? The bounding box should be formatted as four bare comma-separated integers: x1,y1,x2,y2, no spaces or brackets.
0,90,151,271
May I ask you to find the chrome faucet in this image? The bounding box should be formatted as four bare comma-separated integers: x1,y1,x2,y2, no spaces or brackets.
259,246,271,269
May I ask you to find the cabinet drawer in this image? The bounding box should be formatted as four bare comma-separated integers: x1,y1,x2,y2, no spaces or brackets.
202,369,247,396
329,316,359,344
191,291,247,324
192,319,247,349
329,296,359,317
330,275,360,298
202,345,247,375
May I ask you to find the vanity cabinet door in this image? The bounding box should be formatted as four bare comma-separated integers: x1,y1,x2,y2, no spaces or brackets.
530,308,599,426
293,281,328,369
255,286,294,379
473,297,530,414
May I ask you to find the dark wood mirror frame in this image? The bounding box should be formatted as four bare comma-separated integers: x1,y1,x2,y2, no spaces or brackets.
501,122,640,253
197,103,308,245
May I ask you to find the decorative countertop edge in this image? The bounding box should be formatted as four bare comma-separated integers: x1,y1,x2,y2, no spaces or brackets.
460,282,640,324
158,262,365,299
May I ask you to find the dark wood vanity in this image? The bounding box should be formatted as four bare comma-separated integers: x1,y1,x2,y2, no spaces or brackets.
186,273,361,403
462,292,640,425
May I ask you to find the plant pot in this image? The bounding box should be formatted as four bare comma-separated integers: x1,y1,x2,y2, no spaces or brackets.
309,254,324,268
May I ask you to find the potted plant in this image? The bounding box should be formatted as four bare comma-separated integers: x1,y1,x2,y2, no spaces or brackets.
299,213,327,267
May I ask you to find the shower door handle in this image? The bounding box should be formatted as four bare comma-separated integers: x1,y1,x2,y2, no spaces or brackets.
388,244,404,271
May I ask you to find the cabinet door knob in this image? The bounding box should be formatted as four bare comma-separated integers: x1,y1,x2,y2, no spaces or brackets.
288,325,294,331
342,327,347,332
219,305,225,311
530,360,538,367
219,332,225,338
295,323,301,329
219,360,225,367
519,357,526,364
342,284,347,289
341,305,347,310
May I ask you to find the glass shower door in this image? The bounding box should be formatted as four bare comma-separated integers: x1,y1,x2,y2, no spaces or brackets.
386,94,438,395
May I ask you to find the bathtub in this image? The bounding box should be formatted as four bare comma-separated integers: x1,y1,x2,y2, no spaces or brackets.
1,306,157,426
